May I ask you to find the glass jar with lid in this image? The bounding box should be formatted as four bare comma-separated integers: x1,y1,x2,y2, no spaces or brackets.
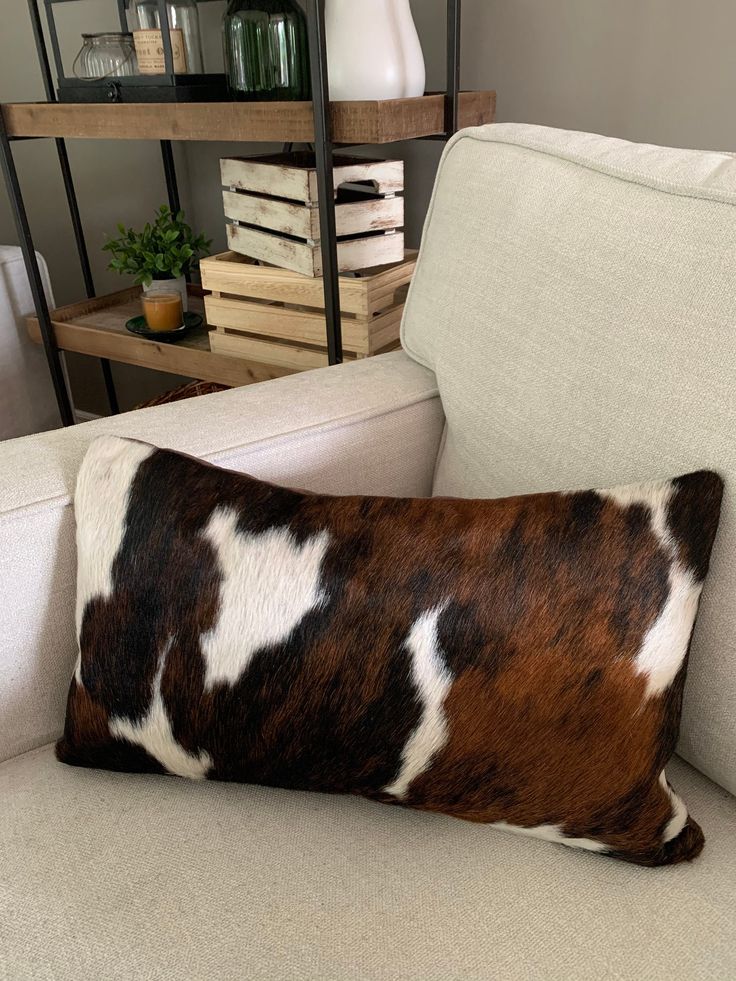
131,0,204,74
223,0,310,101
73,33,138,80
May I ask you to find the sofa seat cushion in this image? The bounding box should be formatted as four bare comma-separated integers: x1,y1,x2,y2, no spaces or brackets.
2,746,735,980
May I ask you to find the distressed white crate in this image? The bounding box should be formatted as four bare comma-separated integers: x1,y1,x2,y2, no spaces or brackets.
221,152,405,277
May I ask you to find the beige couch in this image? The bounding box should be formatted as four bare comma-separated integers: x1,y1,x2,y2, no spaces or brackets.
1,125,735,980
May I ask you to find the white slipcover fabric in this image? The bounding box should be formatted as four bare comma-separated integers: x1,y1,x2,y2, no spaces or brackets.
2,745,735,981
402,123,736,797
0,246,60,439
0,352,442,763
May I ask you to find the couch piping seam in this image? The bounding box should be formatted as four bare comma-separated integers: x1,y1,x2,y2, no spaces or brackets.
463,129,736,206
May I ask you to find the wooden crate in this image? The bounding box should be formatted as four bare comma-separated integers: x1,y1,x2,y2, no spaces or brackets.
201,249,416,369
209,330,402,370
225,225,404,277
221,152,405,277
222,189,404,241
201,250,416,318
221,153,403,201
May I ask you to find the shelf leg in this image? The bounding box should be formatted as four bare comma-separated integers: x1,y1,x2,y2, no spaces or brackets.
56,141,94,297
28,0,120,417
306,0,342,366
100,359,120,415
157,0,176,77
160,140,181,216
0,112,75,427
160,139,190,297
445,0,461,136
116,0,129,33
56,141,120,415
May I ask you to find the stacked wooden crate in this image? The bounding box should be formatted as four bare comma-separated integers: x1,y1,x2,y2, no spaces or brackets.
204,152,413,372
201,251,416,372
221,152,405,276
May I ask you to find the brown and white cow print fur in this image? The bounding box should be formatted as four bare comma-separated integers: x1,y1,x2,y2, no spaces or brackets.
58,435,723,867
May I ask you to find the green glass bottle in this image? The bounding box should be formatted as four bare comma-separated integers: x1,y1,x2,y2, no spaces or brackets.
223,0,310,101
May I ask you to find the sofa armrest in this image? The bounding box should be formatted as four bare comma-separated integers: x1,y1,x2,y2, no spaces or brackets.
0,351,442,763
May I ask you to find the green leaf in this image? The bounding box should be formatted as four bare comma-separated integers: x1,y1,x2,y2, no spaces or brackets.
104,204,208,281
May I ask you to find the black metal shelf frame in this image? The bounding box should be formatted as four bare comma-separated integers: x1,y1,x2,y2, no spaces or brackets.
0,0,462,425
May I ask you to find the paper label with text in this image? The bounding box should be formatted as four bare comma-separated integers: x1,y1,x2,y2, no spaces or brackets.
133,29,187,74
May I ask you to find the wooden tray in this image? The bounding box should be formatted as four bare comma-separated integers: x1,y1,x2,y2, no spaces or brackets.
25,286,294,388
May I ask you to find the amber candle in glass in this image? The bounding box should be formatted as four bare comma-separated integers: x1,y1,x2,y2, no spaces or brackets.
142,291,183,332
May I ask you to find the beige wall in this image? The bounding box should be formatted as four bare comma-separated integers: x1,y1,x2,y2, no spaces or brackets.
2,0,735,414
465,0,736,149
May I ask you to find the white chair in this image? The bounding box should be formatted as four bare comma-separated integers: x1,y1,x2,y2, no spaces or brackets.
0,245,60,439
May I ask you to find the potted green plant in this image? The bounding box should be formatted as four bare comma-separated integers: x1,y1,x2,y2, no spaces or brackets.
103,205,211,312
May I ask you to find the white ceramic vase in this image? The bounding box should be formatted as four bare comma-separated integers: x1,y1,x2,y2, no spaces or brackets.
325,0,425,101
394,0,425,97
143,274,188,313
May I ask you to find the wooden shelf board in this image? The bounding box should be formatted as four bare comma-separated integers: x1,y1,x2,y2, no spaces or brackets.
25,287,295,388
2,91,495,144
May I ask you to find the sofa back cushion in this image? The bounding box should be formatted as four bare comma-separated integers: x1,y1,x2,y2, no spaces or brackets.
401,123,736,795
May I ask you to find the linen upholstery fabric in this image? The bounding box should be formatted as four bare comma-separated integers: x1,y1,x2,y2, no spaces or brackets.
2,746,736,981
401,122,736,795
61,436,721,865
0,352,442,764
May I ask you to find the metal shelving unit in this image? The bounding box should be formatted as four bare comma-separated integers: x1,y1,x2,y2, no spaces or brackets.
0,0,474,426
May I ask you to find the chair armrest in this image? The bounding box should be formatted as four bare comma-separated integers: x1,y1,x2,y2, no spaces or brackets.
0,352,442,763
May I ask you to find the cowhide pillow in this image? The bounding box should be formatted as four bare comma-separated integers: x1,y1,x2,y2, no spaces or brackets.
58,435,724,867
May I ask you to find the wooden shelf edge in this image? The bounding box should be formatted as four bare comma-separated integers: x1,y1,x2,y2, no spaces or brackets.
25,294,296,388
2,91,496,144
